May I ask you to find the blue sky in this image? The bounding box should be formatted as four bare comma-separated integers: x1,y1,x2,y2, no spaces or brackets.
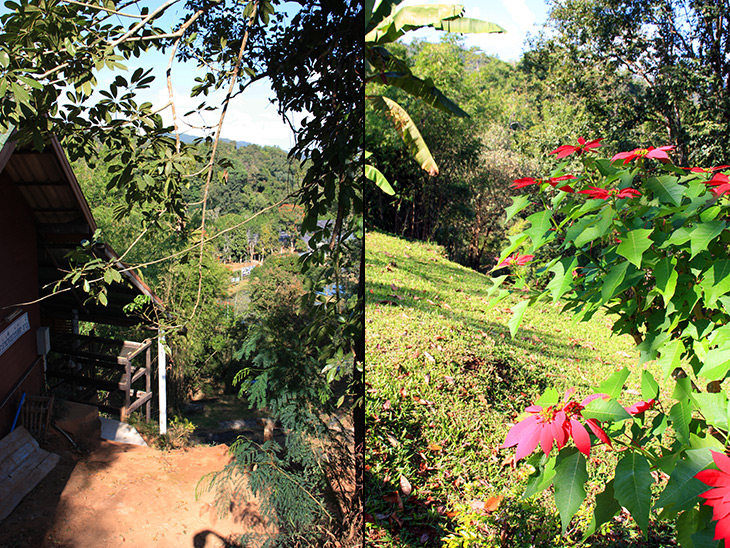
120,0,551,148
93,1,304,150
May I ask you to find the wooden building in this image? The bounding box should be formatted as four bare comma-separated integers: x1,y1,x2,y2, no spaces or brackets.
0,130,167,438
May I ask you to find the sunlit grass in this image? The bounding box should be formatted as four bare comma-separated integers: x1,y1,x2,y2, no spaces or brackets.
365,230,673,547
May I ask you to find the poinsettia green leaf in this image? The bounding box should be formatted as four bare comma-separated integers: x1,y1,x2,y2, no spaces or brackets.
640,370,660,401
655,448,713,513
689,220,726,259
508,299,530,339
495,233,529,267
505,194,530,223
699,260,730,309
573,207,615,248
582,479,620,542
661,226,691,248
525,210,553,249
657,339,685,380
523,454,556,499
670,401,692,444
596,367,630,399
583,398,632,422
546,257,578,303
614,453,653,538
535,387,560,407
697,342,730,380
600,261,629,305
616,228,654,268
553,449,588,534
693,392,729,431
645,175,686,207
654,256,678,306
676,506,718,548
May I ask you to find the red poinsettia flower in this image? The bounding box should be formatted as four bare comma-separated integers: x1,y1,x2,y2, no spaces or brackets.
696,451,730,543
550,137,603,158
706,173,730,197
682,165,730,173
616,188,642,199
624,398,655,415
578,187,641,200
502,390,610,462
511,175,577,191
497,253,535,268
511,177,540,189
611,145,675,164
578,186,611,200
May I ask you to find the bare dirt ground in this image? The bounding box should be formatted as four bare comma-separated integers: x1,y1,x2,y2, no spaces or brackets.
0,435,271,548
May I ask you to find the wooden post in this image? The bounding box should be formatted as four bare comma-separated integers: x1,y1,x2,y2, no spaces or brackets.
158,330,167,435
145,345,151,422
122,358,131,422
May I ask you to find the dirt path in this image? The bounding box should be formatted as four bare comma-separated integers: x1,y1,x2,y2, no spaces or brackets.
0,438,272,548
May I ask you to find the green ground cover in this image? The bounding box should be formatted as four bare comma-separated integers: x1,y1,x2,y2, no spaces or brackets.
365,230,675,547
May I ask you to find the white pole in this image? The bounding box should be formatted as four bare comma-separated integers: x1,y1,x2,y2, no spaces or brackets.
158,330,167,435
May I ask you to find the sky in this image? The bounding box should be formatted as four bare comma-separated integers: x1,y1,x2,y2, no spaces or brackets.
112,0,551,149
398,0,551,62
92,1,304,151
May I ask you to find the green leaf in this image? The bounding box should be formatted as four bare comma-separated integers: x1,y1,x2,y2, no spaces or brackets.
645,175,686,206
655,448,713,513
546,257,578,303
670,401,692,444
616,228,654,268
582,479,620,541
694,392,729,431
505,194,530,223
524,210,553,248
433,17,506,34
697,342,730,380
508,300,530,339
368,95,439,175
535,387,560,407
582,398,632,423
689,221,726,259
657,339,685,380
553,450,588,534
596,367,630,399
641,370,660,401
699,260,730,308
523,455,556,499
654,256,678,306
600,261,629,304
494,234,528,267
614,453,653,538
365,164,395,195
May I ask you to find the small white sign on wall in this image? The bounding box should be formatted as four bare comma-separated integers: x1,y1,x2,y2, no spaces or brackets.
0,312,30,357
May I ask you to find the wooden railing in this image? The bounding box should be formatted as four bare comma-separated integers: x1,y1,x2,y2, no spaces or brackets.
47,332,153,422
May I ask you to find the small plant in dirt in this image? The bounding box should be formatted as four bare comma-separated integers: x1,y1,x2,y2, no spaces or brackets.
495,138,730,544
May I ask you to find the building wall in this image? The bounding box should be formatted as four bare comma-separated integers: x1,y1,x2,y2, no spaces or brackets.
0,173,43,437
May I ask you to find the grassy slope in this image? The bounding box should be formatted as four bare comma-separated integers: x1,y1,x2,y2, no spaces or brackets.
365,230,673,547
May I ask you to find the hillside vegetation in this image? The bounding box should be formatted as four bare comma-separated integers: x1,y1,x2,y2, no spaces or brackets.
365,230,673,547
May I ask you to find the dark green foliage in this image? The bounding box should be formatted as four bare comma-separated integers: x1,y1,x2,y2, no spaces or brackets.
536,0,730,166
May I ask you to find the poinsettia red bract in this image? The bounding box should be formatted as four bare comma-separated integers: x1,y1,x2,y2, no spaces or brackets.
550,137,603,158
696,450,730,543
502,390,610,462
611,145,675,164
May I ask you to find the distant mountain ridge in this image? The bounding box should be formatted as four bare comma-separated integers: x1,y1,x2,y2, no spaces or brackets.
175,133,287,150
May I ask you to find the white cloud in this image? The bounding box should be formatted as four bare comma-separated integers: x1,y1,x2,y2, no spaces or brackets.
144,80,298,150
